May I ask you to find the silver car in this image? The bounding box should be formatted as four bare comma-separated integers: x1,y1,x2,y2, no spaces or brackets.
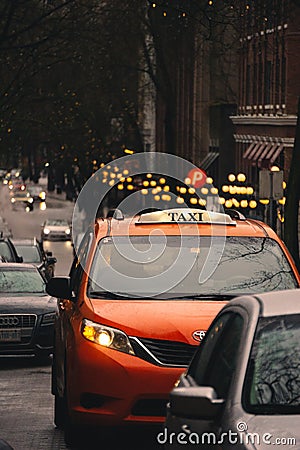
41,219,71,241
164,290,300,449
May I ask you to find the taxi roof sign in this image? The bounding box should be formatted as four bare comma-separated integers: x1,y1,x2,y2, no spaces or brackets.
138,208,236,225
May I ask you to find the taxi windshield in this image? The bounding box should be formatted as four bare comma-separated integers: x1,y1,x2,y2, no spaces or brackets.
88,236,297,299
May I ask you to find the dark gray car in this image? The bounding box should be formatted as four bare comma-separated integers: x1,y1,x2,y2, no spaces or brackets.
164,290,300,449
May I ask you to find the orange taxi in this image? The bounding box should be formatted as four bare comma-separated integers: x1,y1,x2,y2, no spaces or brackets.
46,208,300,440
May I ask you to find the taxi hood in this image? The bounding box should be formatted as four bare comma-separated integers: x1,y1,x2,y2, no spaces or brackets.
90,299,226,345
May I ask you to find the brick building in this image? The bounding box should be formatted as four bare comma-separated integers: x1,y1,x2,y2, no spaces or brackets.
231,0,300,189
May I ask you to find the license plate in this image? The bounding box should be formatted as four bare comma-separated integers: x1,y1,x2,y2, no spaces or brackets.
0,329,21,342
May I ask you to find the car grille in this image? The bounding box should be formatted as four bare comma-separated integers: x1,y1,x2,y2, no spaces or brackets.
0,314,36,344
129,337,198,367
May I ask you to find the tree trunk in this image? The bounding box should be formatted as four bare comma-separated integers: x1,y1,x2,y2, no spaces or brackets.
285,96,300,271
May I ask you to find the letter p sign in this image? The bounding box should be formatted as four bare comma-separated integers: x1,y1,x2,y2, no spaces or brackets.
187,168,207,188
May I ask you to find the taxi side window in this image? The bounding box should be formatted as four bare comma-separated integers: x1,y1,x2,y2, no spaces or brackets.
189,312,244,399
69,230,93,297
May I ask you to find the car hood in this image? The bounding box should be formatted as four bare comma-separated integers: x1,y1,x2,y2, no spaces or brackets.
242,415,300,449
0,295,56,314
91,300,226,344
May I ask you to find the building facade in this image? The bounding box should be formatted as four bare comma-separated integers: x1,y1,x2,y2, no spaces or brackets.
231,0,300,189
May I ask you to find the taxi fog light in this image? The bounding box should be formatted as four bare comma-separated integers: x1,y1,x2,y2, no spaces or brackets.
81,319,135,355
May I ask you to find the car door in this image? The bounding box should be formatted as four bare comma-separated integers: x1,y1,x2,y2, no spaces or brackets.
54,229,93,396
165,310,245,449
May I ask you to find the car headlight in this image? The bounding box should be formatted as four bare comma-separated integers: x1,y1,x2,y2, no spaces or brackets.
39,192,46,200
65,228,71,235
41,312,56,325
11,198,15,203
81,319,135,355
28,197,33,203
43,228,50,234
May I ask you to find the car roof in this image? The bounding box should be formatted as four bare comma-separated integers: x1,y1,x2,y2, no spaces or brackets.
96,208,278,239
228,289,300,317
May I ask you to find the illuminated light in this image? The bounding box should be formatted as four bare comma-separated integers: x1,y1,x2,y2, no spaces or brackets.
154,195,160,201
117,173,122,179
260,199,270,205
249,200,257,208
124,148,134,155
152,3,156,7
43,228,50,235
271,165,280,172
156,186,162,192
25,206,31,213
246,187,254,195
282,181,286,189
126,177,132,182
176,196,185,204
229,186,237,195
208,0,213,5
150,180,156,187
100,163,105,168
278,197,286,205
146,173,152,178
110,173,116,178
163,11,167,16
161,194,171,201
201,187,208,195
236,187,241,195
184,177,191,185
228,174,236,182
198,198,206,206
240,187,247,195
232,198,239,207
182,12,186,17
97,330,113,347
117,184,124,190
114,166,119,172
210,187,218,195
163,185,170,192
143,180,149,187
39,202,46,211
11,198,15,203
190,198,198,205
159,178,166,184
206,177,213,184
103,171,108,177
123,169,129,175
222,185,229,193
179,187,187,194
120,177,125,182
218,197,226,205
188,187,195,194
225,199,233,208
141,189,148,195
45,162,50,167
93,160,97,165
7,128,12,133
102,178,107,183
127,184,134,190
240,200,248,208
152,188,158,195
237,173,246,183
108,180,114,186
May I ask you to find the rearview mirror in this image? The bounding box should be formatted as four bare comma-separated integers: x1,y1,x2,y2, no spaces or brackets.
169,386,224,420
46,276,72,300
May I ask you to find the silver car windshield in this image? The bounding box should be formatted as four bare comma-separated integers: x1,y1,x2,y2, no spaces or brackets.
88,236,297,298
243,314,300,414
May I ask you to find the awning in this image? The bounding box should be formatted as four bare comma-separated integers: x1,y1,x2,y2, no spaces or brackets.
200,151,219,171
243,142,284,164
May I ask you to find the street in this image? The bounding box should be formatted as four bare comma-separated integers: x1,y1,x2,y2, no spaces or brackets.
0,185,161,450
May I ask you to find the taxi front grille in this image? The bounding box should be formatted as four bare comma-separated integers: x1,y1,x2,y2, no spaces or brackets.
130,337,198,367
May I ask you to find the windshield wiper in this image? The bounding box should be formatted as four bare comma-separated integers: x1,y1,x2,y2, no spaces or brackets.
167,293,238,300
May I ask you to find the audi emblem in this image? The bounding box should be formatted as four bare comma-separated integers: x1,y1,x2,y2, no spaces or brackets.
0,316,19,326
192,330,206,342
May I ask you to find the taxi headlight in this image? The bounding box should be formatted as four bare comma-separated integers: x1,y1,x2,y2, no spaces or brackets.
81,319,135,355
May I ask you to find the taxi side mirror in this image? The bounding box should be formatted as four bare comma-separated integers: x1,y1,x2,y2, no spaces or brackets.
46,276,72,300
